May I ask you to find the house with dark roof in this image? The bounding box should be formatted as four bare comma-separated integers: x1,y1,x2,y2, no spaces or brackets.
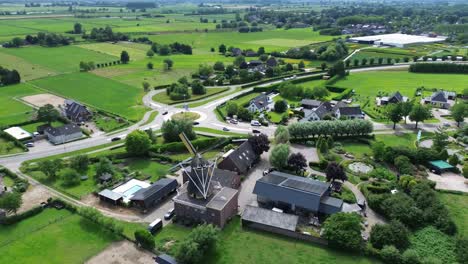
266,57,278,68
244,50,258,57
301,99,322,109
335,106,364,119
231,48,242,57
63,100,92,123
300,102,333,121
218,141,258,175
183,167,240,189
44,124,83,144
248,60,263,68
379,91,408,106
253,171,343,215
130,178,178,209
423,91,452,109
247,93,270,112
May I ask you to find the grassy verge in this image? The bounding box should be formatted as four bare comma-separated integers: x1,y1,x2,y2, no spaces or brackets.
194,127,248,137
153,87,228,105
186,87,242,108
139,111,159,127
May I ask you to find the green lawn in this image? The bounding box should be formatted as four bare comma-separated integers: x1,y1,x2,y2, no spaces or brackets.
0,83,40,126
218,92,260,116
438,192,468,237
93,115,129,132
2,176,15,187
126,158,172,182
139,111,159,127
194,127,248,137
0,208,118,264
30,72,147,121
153,88,229,105
0,45,117,73
335,71,468,98
0,138,25,156
171,112,201,121
0,51,54,80
21,121,65,134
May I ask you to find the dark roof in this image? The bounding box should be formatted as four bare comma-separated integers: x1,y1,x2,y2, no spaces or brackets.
245,50,258,56
313,102,333,119
248,60,263,66
206,187,238,211
258,171,330,196
156,254,178,264
431,91,448,103
389,91,404,102
99,173,112,181
231,48,242,56
131,178,177,201
332,101,348,111
212,168,239,188
218,141,257,174
250,94,269,110
301,99,322,108
266,57,278,67
37,124,52,133
242,205,299,231
320,196,344,208
98,189,123,201
338,106,362,116
174,183,237,211
44,124,81,137
65,100,91,120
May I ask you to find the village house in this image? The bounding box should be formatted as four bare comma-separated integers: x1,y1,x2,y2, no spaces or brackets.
379,91,408,106
63,100,92,123
44,124,83,145
247,93,271,113
217,141,258,175
423,91,455,109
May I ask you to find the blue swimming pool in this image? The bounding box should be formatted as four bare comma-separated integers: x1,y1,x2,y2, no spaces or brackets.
123,185,142,197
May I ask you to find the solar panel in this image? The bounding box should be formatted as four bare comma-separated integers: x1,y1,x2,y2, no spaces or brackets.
282,179,327,194
260,174,287,185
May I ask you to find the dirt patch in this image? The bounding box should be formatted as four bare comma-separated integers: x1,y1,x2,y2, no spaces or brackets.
85,240,155,264
22,93,66,108
17,185,52,214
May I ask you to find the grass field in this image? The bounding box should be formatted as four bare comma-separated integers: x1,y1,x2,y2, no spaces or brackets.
153,87,229,104
438,192,468,237
0,138,24,155
126,159,172,182
21,121,65,133
30,72,147,121
335,71,468,98
194,127,248,137
0,51,54,80
0,83,39,126
0,46,117,73
78,42,148,61
0,208,117,264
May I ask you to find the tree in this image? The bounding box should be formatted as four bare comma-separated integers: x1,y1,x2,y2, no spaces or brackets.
371,141,386,162
455,237,468,264
402,249,421,264
176,240,202,264
257,46,265,55
432,130,448,152
380,245,402,264
69,155,89,172
38,159,63,181
175,224,219,264
37,104,60,124
386,103,403,129
370,220,410,250
0,192,22,214
310,86,329,100
142,81,150,92
322,213,363,251
321,62,327,70
451,103,467,127
394,155,413,175
270,144,290,169
274,100,288,113
95,157,114,178
409,104,431,129
288,152,307,174
59,168,80,187
225,101,238,116
233,56,245,67
218,44,226,54
463,163,468,178
191,80,206,95
353,59,359,67
400,101,413,124
134,230,155,250
325,161,347,182
164,58,173,70
274,125,290,144
161,118,196,143
125,130,151,156
248,134,270,156
448,154,459,166
146,49,154,57
120,50,130,64
298,60,305,69
147,62,153,69
73,23,83,34
237,107,253,121
328,60,345,77
158,45,171,55
213,61,225,71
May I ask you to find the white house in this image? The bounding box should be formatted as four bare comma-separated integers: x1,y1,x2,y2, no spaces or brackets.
44,124,83,145
247,94,271,113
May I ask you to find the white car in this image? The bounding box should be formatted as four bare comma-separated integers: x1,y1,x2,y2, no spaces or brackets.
250,120,261,126
25,142,34,147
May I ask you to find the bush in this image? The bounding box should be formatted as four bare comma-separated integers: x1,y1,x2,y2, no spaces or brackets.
322,213,363,251
455,236,468,264
0,206,43,225
370,220,410,250
135,230,155,250
380,245,402,264
402,249,420,264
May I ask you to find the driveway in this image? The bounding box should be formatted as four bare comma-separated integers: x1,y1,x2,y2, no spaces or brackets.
428,171,468,193
290,144,319,163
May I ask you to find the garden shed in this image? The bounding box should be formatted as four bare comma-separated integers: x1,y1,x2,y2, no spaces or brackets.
429,160,454,175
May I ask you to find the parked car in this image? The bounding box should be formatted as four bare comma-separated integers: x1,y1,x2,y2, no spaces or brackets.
25,142,34,148
111,137,121,142
33,132,40,137
193,121,200,126
164,208,175,220
148,218,163,234
162,110,168,115
223,127,230,131
252,129,261,134
250,120,261,126
263,167,277,176
230,119,238,124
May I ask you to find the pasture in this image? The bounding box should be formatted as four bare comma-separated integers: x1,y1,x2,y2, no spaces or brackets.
78,42,148,61
0,83,39,126
30,73,147,121
0,51,53,80
335,71,468,98
0,208,117,264
0,46,117,73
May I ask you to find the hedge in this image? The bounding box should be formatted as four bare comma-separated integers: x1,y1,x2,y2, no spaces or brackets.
0,131,29,152
149,137,222,153
409,63,468,74
331,87,353,100
0,206,44,225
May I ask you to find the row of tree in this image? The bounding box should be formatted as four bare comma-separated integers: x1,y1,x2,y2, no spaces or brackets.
149,42,192,56
288,119,373,139
84,26,129,42
3,32,73,48
0,66,21,86
409,63,468,74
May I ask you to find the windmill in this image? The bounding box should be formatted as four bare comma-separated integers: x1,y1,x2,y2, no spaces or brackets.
178,132,217,200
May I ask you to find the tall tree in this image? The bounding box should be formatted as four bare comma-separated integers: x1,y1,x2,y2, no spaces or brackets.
37,104,60,124
451,103,467,127
248,134,270,156
409,104,431,129
325,161,347,182
218,44,226,54
73,23,82,34
0,192,22,214
125,130,151,156
288,152,307,174
38,159,63,181
322,213,363,251
270,144,290,169
400,101,413,124
120,50,130,64
432,130,449,152
274,125,290,144
225,101,238,116
386,103,403,130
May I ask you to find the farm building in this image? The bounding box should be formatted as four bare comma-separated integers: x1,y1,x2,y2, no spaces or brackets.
348,33,446,48
3,127,32,140
242,205,299,235
130,178,178,209
63,100,92,123
334,106,364,119
44,124,83,144
97,189,123,205
301,99,322,109
217,141,258,175
253,171,343,215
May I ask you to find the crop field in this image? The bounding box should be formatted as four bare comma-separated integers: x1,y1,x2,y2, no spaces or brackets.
335,71,468,98
0,208,117,264
0,83,40,126
0,46,117,73
30,73,147,121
